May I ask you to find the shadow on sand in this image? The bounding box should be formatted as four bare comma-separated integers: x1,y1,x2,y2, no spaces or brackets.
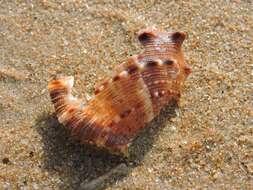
35,101,178,190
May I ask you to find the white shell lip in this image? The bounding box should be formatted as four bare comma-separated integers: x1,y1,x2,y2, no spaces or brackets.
58,76,74,89
66,76,74,88
119,71,128,77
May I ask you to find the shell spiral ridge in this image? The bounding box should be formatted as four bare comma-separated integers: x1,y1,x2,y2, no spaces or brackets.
48,28,191,156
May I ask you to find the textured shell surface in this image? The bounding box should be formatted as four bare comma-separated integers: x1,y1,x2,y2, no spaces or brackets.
48,28,191,156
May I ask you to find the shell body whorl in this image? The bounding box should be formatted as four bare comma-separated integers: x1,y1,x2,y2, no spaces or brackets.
48,28,191,156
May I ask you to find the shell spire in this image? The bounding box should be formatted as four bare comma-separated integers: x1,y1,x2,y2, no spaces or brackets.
48,28,191,156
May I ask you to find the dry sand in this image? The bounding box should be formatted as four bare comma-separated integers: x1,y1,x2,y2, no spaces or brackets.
0,0,252,189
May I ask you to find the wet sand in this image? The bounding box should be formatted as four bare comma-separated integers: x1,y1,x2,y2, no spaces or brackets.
0,0,252,189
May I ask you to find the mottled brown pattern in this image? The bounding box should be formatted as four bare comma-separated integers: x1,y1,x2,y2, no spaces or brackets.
48,28,191,156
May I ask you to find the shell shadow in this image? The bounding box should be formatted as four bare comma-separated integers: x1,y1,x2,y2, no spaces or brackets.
35,101,177,190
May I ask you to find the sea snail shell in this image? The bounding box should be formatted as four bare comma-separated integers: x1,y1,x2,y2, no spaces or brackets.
48,28,191,156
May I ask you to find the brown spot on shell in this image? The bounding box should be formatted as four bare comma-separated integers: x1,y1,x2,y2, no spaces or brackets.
120,109,132,119
145,60,160,67
94,88,101,95
171,31,187,44
138,32,154,44
163,59,174,65
112,75,120,81
126,64,139,74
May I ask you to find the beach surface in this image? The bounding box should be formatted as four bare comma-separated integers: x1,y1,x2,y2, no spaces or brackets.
0,0,252,189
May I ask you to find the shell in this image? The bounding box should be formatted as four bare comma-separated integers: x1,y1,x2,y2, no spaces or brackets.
48,28,191,156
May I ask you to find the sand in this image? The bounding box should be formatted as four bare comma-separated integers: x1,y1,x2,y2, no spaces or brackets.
0,0,252,189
